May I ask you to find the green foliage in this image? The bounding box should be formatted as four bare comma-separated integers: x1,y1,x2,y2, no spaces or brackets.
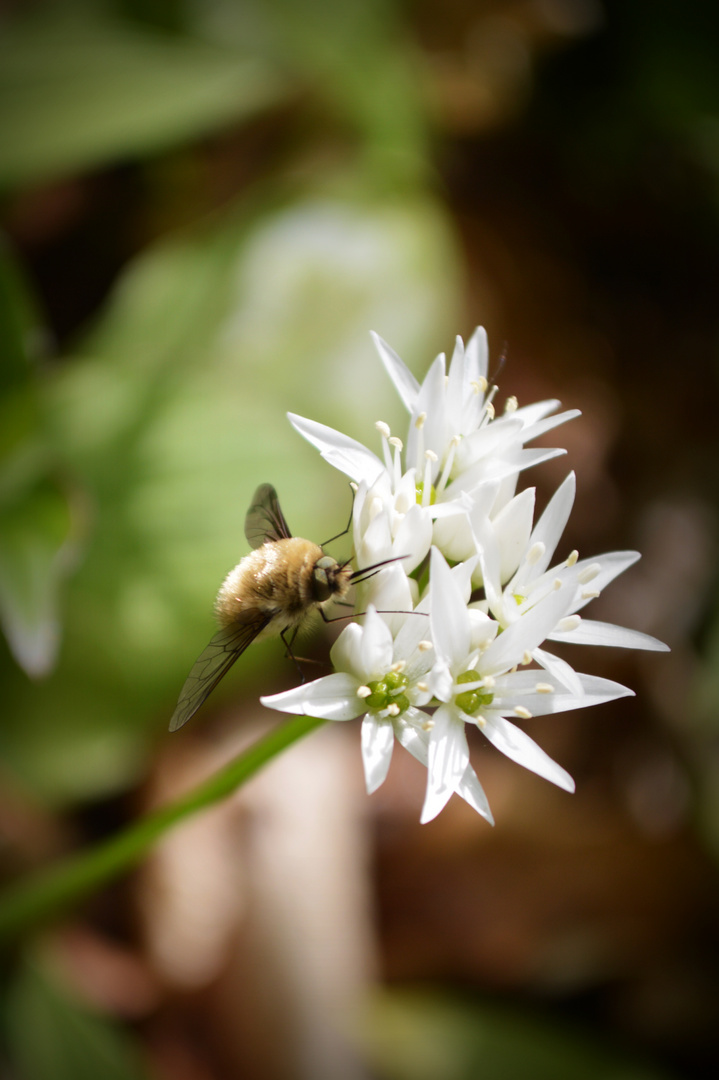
4,958,148,1080
0,5,285,188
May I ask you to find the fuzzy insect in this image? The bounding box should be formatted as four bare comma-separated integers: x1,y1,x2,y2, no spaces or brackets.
169,483,390,731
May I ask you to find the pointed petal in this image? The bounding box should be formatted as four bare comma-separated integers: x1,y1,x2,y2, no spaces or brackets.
548,619,670,650
481,586,574,676
520,408,582,442
532,645,584,696
430,547,470,665
359,606,395,677
481,714,575,792
425,705,470,808
492,487,536,584
361,713,395,793
287,412,384,484
394,708,431,765
513,473,575,585
371,331,420,412
455,763,494,824
571,551,641,612
261,672,361,719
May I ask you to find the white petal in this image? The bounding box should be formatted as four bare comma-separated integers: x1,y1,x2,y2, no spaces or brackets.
423,706,470,822
482,714,575,792
371,331,420,412
360,606,395,676
408,353,448,466
548,619,669,651
513,472,575,584
261,672,361,720
520,408,582,442
330,622,364,677
510,399,564,426
361,713,395,793
487,672,634,717
393,503,433,572
492,487,536,584
394,708,431,765
532,645,584,696
287,412,384,484
455,763,494,824
481,586,574,676
571,551,641,612
430,547,470,665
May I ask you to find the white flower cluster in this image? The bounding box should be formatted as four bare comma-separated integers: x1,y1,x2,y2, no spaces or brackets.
261,330,668,824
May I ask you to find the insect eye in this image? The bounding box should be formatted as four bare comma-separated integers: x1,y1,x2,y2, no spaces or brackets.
312,565,333,603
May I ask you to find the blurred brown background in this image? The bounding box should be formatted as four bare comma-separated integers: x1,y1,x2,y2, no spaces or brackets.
1,1,718,1078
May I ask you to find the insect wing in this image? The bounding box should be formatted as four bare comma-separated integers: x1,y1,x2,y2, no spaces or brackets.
169,617,270,731
245,483,293,548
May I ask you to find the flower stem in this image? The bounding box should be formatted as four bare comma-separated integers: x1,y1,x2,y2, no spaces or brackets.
0,715,327,944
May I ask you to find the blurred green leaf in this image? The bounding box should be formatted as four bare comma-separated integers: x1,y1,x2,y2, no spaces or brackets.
0,242,76,678
361,988,677,1080
0,7,286,187
5,958,148,1080
0,479,72,678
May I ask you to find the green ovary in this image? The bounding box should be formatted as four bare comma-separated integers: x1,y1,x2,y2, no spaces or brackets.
415,481,436,505
366,671,410,714
454,669,494,715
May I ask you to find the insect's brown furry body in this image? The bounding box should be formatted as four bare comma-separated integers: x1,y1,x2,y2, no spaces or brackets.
214,537,352,638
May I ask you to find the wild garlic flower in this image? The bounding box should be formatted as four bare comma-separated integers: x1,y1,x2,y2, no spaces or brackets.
261,603,435,799
262,328,667,824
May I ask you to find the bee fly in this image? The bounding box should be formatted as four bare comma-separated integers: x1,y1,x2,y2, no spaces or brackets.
169,483,395,731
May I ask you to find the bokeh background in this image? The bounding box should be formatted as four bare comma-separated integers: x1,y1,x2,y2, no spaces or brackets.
2,0,719,1077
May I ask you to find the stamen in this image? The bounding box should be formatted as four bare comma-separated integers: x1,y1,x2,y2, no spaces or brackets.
422,718,434,731
558,615,581,632
436,435,460,495
535,682,555,693
389,436,403,489
375,420,393,471
422,450,436,507
349,481,358,493
504,395,518,413
470,376,488,395
482,675,495,689
418,640,433,652
566,549,579,567
521,651,532,666
484,401,496,421
553,578,563,590
416,681,428,693
391,660,406,673
415,411,427,430
514,705,533,719
357,685,372,699
387,703,400,717
581,589,601,601
526,541,546,566
577,562,601,584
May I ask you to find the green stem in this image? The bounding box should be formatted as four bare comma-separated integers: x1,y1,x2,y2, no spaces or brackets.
0,715,327,943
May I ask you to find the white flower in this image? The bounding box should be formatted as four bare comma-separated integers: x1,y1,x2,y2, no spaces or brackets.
285,324,578,557
420,548,634,823
474,472,669,695
371,329,581,503
261,604,434,798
